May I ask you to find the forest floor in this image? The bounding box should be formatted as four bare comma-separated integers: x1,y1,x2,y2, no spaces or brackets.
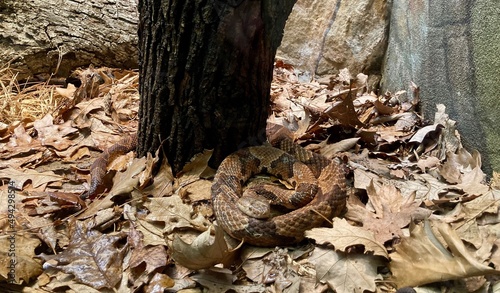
0,63,499,293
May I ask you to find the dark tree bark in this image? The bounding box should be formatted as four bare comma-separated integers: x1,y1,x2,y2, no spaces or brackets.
137,0,296,174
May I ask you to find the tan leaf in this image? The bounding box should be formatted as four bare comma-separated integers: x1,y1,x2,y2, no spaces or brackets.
145,195,210,233
390,220,500,287
179,149,213,180
492,171,500,190
0,168,63,190
171,225,233,270
55,83,77,98
142,153,174,197
133,219,166,247
144,273,175,292
33,114,78,151
181,179,212,202
0,231,42,284
191,269,266,293
128,226,168,274
108,156,147,198
457,166,489,196
417,156,441,173
345,181,425,243
309,247,384,293
305,218,388,258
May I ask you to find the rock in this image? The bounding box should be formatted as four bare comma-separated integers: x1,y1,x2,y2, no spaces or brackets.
277,0,390,80
381,0,500,175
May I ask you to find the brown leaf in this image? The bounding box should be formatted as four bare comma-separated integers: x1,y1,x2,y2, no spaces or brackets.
0,231,42,284
108,156,147,198
142,153,174,197
0,168,63,190
325,90,365,128
145,195,210,233
305,218,388,258
171,224,233,270
144,273,175,292
33,114,78,151
417,156,441,173
309,247,384,293
374,100,397,115
191,269,266,293
346,181,424,243
128,225,168,277
39,219,126,289
390,220,500,287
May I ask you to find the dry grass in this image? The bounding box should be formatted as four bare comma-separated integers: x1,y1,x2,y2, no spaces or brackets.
0,65,66,124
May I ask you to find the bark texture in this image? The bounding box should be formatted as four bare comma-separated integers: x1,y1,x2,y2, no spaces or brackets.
0,0,138,79
137,0,296,173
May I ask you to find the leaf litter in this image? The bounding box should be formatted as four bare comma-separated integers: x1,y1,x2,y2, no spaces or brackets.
0,62,499,292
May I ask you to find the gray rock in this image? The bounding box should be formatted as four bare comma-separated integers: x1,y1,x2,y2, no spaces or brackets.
381,0,500,175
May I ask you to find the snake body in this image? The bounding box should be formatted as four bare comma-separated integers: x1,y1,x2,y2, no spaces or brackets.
211,136,347,246
83,132,347,247
81,134,137,199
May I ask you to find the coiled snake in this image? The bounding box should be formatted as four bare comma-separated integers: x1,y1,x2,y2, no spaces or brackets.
211,134,347,246
83,132,347,247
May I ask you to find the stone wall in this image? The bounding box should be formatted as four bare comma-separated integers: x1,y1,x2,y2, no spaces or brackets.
381,0,500,175
277,0,390,81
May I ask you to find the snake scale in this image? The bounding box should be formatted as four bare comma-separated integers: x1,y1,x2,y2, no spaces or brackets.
83,132,347,247
212,134,347,246
81,134,138,199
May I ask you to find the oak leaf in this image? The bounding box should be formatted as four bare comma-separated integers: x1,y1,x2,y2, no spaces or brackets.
346,181,424,243
309,247,384,293
0,231,42,284
170,224,233,270
390,220,500,287
305,218,388,258
145,195,210,233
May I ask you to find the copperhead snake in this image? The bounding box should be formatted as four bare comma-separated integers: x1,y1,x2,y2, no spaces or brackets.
83,132,347,247
212,133,347,246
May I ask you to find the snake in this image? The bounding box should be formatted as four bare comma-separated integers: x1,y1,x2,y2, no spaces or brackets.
82,132,347,247
81,134,137,199
211,134,347,246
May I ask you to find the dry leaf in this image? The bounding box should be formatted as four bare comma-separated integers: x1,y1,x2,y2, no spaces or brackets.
33,114,78,151
108,156,147,198
346,181,424,243
39,219,127,289
0,231,42,284
144,273,175,292
309,247,384,293
191,269,266,293
128,226,168,276
145,195,210,233
390,220,500,287
142,153,174,197
0,167,63,190
305,218,388,258
171,224,233,270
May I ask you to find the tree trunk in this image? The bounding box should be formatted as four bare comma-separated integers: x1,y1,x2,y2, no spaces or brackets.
0,0,138,80
137,0,296,174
